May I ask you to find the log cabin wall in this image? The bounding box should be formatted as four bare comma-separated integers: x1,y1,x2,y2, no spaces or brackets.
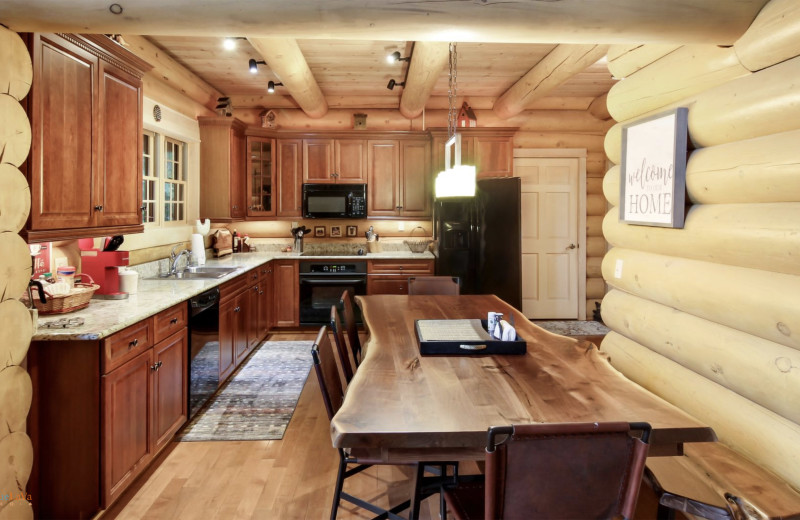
600,0,800,488
0,27,35,517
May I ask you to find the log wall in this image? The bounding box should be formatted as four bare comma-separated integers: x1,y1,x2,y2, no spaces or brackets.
602,2,800,488
0,27,35,519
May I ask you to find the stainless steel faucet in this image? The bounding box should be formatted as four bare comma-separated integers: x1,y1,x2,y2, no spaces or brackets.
169,248,191,275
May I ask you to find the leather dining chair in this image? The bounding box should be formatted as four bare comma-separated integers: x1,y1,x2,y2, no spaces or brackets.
443,421,652,520
330,305,356,384
339,290,362,368
312,326,444,520
407,276,460,295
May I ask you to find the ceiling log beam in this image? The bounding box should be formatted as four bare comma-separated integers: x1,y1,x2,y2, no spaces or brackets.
120,35,223,111
399,42,449,119
492,44,609,120
247,37,328,119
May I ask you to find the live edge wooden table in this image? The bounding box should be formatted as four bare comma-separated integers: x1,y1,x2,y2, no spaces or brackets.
330,295,715,463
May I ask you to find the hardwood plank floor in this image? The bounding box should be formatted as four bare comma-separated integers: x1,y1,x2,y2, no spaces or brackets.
105,332,448,520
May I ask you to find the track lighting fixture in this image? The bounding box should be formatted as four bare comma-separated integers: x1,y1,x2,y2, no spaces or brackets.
386,78,405,90
386,51,410,64
223,37,245,50
248,59,266,74
267,80,283,94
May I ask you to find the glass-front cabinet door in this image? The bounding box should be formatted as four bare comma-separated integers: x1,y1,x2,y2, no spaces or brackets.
246,137,276,216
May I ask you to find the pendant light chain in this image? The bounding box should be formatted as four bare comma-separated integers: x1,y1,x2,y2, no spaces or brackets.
447,42,458,141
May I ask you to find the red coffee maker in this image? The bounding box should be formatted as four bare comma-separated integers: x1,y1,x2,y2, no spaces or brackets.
79,238,130,299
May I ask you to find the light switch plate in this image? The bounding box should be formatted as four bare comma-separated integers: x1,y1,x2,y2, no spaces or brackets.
398,221,405,231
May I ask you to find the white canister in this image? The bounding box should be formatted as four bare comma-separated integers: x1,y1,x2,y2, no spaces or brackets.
118,268,139,295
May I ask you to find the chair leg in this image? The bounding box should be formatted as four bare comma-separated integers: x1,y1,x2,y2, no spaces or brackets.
331,458,347,520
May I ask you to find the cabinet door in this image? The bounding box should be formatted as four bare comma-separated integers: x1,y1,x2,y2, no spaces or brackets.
273,260,299,327
368,276,409,295
334,139,367,183
257,265,272,339
246,137,276,216
303,139,334,182
474,135,513,177
152,329,187,451
248,283,263,351
102,348,153,507
276,139,303,217
30,33,97,230
400,140,432,217
233,291,249,365
367,140,401,216
97,61,143,227
218,299,236,382
230,125,246,218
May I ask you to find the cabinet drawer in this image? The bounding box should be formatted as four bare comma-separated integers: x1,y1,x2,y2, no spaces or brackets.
368,260,434,274
220,272,251,301
368,276,409,295
102,320,154,375
153,303,188,343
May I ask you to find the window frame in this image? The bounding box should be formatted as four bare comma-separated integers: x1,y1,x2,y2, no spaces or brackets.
141,131,188,228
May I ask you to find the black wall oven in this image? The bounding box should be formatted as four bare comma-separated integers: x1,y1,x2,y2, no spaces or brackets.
299,261,367,325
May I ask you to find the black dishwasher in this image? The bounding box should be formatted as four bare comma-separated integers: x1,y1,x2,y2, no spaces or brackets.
188,287,220,419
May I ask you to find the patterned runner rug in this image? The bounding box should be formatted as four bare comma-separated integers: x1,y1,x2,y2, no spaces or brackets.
177,340,314,442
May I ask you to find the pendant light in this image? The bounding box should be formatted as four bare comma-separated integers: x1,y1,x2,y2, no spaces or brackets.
435,42,476,198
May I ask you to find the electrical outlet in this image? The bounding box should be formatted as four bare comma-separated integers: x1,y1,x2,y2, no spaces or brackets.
398,221,405,231
291,221,298,229
55,257,68,268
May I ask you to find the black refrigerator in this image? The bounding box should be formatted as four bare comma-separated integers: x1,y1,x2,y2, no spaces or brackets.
433,177,522,309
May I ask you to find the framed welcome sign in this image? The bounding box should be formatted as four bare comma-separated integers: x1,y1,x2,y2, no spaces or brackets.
620,107,688,228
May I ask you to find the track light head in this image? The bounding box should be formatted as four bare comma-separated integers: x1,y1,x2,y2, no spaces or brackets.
387,51,410,64
387,79,405,90
249,59,266,74
267,80,283,94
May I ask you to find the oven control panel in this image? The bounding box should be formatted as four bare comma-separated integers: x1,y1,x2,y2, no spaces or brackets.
300,261,367,274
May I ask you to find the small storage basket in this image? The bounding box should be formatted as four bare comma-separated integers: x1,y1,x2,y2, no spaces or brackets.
29,274,99,314
404,240,432,253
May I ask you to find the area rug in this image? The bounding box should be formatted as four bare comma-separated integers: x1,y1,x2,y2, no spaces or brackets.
177,340,314,442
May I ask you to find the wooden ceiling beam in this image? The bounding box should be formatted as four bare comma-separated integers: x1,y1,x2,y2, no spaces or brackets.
120,35,223,111
399,42,449,119
492,44,609,120
247,37,328,119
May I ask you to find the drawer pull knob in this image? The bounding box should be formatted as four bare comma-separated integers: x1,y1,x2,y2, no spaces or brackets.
94,205,104,211
234,306,241,313
170,317,178,324
129,338,138,347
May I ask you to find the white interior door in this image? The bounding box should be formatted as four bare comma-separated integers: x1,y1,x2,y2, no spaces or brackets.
515,155,582,319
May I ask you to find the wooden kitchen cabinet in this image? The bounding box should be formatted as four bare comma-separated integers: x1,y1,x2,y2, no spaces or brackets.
199,116,247,221
246,136,276,216
367,139,431,218
273,259,299,327
304,138,367,183
367,259,434,294
152,329,188,451
276,139,303,217
24,33,151,242
218,297,237,383
431,128,516,179
256,263,273,338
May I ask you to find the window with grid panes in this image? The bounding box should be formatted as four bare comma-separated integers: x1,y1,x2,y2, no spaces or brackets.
164,137,186,223
142,131,157,224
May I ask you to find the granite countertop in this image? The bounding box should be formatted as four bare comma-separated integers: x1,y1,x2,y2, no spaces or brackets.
33,250,434,342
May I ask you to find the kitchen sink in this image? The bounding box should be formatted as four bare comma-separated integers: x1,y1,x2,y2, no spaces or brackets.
185,266,241,275
146,266,241,280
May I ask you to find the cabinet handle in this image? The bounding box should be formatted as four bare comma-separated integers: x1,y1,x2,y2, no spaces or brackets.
151,361,163,372
232,205,238,209
234,306,241,312
129,338,139,348
170,317,178,324
253,285,259,292
259,290,264,295
94,205,104,211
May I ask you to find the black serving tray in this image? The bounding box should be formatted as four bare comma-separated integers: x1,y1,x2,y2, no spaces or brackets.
415,319,527,356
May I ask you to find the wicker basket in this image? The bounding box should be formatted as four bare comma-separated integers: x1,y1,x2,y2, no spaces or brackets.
404,240,432,253
29,274,99,315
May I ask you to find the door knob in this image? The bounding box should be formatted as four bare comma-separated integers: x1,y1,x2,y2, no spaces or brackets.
566,243,577,250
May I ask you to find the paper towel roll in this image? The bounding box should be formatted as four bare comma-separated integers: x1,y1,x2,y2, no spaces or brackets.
191,233,206,265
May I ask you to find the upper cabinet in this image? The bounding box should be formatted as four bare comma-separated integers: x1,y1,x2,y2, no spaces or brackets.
276,139,303,217
431,128,516,179
303,138,366,183
24,33,152,242
367,138,431,218
198,117,246,222
246,137,275,217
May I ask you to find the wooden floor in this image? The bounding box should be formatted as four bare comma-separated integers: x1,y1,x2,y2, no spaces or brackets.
104,331,663,520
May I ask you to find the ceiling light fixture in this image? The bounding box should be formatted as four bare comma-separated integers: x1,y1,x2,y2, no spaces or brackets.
223,37,245,50
248,59,266,74
386,78,405,90
386,51,410,64
267,80,283,94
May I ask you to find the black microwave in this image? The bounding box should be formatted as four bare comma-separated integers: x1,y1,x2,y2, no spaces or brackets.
302,183,367,219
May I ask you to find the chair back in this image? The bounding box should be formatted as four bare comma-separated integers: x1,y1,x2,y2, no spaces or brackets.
330,305,355,383
485,422,651,520
408,276,460,295
311,326,346,421
339,290,362,367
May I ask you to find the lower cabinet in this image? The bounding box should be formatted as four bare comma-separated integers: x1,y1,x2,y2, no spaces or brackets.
273,259,299,327
367,259,435,294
